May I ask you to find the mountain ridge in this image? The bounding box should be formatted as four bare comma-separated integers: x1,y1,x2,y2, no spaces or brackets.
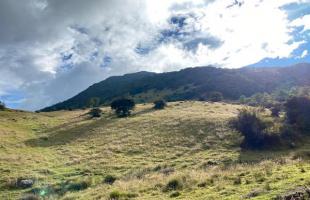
40,63,310,111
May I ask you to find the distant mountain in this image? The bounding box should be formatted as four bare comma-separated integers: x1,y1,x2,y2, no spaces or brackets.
40,63,310,111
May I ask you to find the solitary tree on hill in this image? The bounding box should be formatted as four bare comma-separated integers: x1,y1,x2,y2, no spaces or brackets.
111,98,135,117
153,100,167,109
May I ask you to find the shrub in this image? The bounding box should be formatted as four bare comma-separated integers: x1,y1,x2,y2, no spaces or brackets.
164,179,183,192
66,179,92,192
103,175,117,185
111,99,135,117
285,96,310,132
153,100,166,109
230,108,280,149
0,101,5,110
89,108,102,118
209,92,223,102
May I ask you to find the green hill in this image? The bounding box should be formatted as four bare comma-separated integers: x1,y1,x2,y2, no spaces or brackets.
1,102,310,199
40,63,310,112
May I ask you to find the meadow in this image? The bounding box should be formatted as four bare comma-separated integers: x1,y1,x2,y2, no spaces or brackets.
1,101,310,199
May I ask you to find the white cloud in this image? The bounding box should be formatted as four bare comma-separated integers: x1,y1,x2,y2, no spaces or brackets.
300,50,308,58
291,14,310,32
0,0,309,110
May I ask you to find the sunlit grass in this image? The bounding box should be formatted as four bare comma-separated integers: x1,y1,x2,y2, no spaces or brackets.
1,101,310,199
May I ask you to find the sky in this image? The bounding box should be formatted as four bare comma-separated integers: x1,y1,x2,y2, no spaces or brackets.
0,0,310,110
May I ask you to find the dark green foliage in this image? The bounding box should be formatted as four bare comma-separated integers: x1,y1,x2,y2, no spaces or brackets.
89,108,102,118
209,91,223,102
40,64,310,112
111,99,135,117
0,101,5,110
103,175,117,185
66,180,91,191
230,108,280,149
285,96,310,132
164,179,183,191
153,100,167,109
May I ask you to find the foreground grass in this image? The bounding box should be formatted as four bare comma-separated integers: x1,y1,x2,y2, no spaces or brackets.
0,101,310,199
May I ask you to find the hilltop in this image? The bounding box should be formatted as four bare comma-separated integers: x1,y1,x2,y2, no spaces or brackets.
1,101,310,199
41,63,310,111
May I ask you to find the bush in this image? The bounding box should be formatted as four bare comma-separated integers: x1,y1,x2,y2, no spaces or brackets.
66,179,91,191
209,92,223,102
0,101,5,110
111,99,135,117
89,108,102,118
103,175,117,185
153,100,166,109
164,179,183,192
230,108,280,149
285,96,310,132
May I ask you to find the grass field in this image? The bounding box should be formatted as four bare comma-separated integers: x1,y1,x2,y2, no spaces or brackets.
1,101,310,200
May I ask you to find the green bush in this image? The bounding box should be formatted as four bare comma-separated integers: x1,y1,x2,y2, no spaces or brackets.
285,96,310,132
153,100,166,109
164,179,183,192
230,108,280,149
89,108,102,118
111,99,135,117
103,175,117,185
66,179,92,191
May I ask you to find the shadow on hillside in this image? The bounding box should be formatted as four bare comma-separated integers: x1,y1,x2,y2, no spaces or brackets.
25,116,117,147
25,108,157,147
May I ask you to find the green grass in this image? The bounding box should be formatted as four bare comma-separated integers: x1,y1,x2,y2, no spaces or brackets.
0,101,310,199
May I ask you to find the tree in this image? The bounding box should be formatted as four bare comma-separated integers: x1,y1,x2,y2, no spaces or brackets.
111,99,135,117
153,100,166,109
209,92,223,102
285,96,310,132
0,101,5,110
89,108,102,118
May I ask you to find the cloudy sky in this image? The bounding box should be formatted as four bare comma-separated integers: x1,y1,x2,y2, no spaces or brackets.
0,0,310,110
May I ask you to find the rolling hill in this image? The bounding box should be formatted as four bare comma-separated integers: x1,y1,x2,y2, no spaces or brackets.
41,63,310,111
2,102,310,199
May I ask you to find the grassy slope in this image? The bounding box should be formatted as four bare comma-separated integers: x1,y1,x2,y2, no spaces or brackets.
1,102,310,200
